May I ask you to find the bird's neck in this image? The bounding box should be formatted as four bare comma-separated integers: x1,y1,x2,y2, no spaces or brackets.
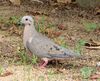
23,24,38,47
25,24,38,36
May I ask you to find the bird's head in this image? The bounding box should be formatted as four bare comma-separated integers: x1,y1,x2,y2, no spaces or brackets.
21,16,34,26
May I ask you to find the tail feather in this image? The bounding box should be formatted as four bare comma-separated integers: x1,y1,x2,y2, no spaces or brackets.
49,50,81,59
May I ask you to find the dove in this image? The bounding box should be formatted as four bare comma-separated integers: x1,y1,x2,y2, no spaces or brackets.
21,16,80,68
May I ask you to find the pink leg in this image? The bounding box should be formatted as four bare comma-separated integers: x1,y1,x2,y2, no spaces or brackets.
40,58,49,68
39,60,45,66
28,51,32,57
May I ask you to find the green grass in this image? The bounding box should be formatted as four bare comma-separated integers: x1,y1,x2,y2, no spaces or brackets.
36,15,55,34
53,37,68,48
9,16,21,25
0,65,3,75
37,15,45,32
47,22,55,28
38,76,45,81
60,37,68,48
31,55,38,64
0,16,21,28
83,22,99,32
75,39,86,54
17,49,29,64
0,16,4,23
80,66,95,79
17,46,38,65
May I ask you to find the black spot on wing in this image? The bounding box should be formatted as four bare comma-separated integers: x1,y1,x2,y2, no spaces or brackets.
63,52,73,57
50,47,52,50
53,45,60,50
64,52,67,56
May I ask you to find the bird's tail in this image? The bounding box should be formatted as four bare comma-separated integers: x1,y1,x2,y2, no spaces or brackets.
49,49,81,59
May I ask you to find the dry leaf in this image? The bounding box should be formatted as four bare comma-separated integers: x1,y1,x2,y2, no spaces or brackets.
57,0,71,3
45,28,54,37
58,24,66,30
90,72,100,80
96,9,100,15
9,0,21,6
54,38,63,45
90,39,100,46
8,25,22,36
85,39,100,50
86,46,100,50
56,68,66,73
0,24,8,30
53,31,62,37
0,71,13,77
30,0,43,4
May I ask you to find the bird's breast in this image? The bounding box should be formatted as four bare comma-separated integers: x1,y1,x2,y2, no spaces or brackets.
23,27,34,48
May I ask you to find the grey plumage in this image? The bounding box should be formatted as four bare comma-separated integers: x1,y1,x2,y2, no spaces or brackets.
21,16,80,67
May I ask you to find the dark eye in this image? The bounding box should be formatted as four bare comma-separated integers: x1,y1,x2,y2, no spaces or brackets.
26,18,28,21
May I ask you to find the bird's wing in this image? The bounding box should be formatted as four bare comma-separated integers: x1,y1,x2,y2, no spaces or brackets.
26,39,52,58
44,43,80,58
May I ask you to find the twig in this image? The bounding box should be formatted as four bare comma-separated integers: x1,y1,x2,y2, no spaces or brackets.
86,46,100,50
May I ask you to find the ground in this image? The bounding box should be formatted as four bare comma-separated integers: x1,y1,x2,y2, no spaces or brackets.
0,3,100,81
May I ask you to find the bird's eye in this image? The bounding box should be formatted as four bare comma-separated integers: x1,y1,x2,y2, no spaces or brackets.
25,18,28,21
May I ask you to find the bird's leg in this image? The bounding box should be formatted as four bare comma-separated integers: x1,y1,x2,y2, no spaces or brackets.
27,50,33,57
40,58,49,68
39,60,45,66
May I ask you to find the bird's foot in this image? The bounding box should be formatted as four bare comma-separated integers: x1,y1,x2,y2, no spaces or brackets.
39,60,45,66
27,51,33,57
39,58,49,69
